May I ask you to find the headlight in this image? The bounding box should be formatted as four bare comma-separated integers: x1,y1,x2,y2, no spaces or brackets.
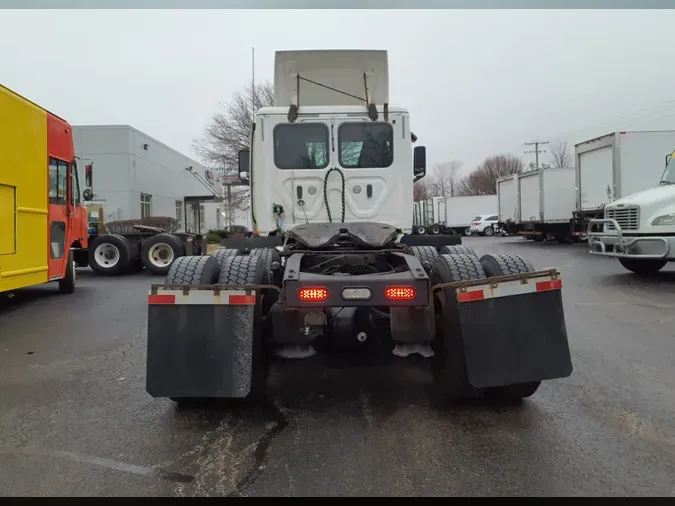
651,213,675,226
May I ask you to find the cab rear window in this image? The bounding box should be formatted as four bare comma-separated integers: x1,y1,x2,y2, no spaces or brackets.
273,123,329,170
338,122,393,168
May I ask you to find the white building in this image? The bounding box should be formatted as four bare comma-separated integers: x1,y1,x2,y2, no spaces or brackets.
72,125,229,234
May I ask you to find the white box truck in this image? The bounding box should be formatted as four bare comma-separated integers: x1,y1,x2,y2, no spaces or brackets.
573,130,675,236
413,195,498,235
497,174,519,234
588,146,675,275
515,167,577,242
438,195,498,236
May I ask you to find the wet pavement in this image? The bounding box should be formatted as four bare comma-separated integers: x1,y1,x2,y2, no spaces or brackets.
1,236,674,497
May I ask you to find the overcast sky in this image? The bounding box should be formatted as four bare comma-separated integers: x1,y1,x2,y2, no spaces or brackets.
2,9,675,174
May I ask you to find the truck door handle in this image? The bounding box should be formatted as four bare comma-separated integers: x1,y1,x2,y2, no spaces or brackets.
366,184,373,198
296,185,303,200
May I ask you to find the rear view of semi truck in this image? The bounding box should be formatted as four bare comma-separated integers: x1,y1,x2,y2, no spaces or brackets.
144,50,573,406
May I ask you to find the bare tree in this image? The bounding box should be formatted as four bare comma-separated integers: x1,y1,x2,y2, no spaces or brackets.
413,178,432,202
194,81,274,226
549,141,573,168
429,159,463,198
194,80,275,170
457,154,524,196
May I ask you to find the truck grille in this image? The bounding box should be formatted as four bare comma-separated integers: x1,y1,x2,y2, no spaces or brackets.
605,206,640,231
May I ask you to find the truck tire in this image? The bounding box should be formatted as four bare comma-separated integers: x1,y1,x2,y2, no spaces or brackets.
218,254,271,403
164,256,221,406
141,233,185,276
479,253,534,277
429,223,442,235
410,245,438,270
58,250,76,294
250,247,282,286
430,254,487,400
88,234,133,276
477,252,541,401
414,225,426,235
618,257,667,275
439,245,477,257
165,255,221,285
211,248,239,267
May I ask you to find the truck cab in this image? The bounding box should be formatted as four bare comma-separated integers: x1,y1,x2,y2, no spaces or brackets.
588,150,675,274
239,50,424,236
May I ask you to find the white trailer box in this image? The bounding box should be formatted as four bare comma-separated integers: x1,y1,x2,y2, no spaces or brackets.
497,174,519,223
439,195,498,228
575,130,675,214
518,168,576,223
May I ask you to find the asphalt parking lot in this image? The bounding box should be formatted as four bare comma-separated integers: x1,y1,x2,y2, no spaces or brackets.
1,236,674,497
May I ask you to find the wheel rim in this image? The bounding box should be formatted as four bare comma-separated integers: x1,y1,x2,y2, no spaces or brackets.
94,243,120,268
148,243,174,268
464,228,472,236
484,227,493,236
417,227,425,234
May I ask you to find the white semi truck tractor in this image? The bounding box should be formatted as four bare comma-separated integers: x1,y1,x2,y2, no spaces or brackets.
588,150,675,275
144,49,573,406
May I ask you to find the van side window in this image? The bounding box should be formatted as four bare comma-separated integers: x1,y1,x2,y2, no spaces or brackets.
49,158,69,205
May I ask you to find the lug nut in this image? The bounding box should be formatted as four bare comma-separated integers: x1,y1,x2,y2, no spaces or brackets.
357,332,367,342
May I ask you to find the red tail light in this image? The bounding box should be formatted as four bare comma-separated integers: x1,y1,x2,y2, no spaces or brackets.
385,286,416,300
298,287,329,302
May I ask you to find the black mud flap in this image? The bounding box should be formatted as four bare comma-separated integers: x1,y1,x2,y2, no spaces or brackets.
146,290,257,398
457,289,573,388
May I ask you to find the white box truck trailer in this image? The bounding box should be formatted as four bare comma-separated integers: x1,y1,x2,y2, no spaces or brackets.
515,167,577,242
497,174,519,234
573,130,675,237
439,195,498,236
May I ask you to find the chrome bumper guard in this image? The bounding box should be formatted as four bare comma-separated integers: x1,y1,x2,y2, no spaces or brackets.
587,218,670,260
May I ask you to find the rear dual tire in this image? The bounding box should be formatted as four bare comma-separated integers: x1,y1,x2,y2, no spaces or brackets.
165,252,272,406
430,252,541,402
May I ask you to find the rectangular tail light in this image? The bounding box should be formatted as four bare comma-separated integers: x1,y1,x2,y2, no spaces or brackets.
385,286,416,301
298,287,329,302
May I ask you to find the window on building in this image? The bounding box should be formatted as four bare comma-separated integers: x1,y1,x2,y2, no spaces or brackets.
199,205,205,232
175,200,183,227
140,193,152,218
338,122,394,168
273,123,329,170
48,158,69,205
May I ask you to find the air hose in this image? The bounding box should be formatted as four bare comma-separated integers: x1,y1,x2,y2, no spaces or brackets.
323,167,346,223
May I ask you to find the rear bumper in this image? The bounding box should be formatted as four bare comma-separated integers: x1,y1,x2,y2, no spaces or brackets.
282,252,430,309
587,219,672,260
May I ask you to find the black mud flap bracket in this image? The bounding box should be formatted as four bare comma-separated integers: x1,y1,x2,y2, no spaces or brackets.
435,270,573,389
145,284,279,399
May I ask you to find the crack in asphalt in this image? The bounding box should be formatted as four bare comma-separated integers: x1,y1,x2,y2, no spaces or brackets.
226,402,289,497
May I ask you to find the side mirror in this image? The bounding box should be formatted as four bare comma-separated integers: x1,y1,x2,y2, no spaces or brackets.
413,145,426,181
238,149,250,181
85,164,93,188
83,188,94,202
